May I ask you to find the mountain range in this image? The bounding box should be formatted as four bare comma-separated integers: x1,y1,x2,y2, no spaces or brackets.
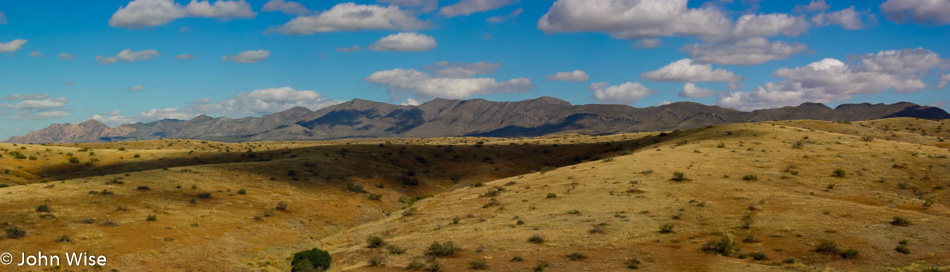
5,97,949,144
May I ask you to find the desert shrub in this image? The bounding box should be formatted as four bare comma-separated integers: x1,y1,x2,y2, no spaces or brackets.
133,154,140,158
861,136,873,142
197,192,211,199
137,186,150,191
528,234,545,244
840,248,859,259
368,194,382,201
68,157,80,164
346,183,366,193
510,256,524,262
367,236,386,248
831,169,846,178
717,142,725,148
276,201,288,211
469,259,489,270
750,251,768,261
742,174,758,181
896,244,910,254
57,234,71,242
701,236,738,257
590,224,606,234
533,261,549,271
386,245,406,255
237,189,247,195
625,258,641,269
815,240,838,253
147,214,157,221
546,193,557,199
891,216,911,226
740,212,754,229
426,241,459,257
791,141,804,149
670,172,686,182
5,226,26,239
291,248,331,272
565,252,587,261
659,224,674,234
406,260,425,270
367,255,386,267
35,204,51,212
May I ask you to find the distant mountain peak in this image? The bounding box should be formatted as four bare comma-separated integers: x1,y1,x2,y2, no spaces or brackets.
78,119,107,128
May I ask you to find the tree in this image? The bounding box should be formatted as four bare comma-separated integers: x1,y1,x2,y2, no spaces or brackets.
291,248,331,272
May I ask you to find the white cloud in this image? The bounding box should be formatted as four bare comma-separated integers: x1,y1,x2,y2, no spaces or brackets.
377,0,438,13
222,49,270,63
441,0,518,17
718,48,945,110
28,51,43,57
425,61,501,77
681,38,808,65
812,6,865,29
96,49,160,65
277,3,428,34
587,82,654,106
0,39,27,52
640,58,742,82
336,45,361,53
659,100,672,106
109,0,255,29
633,38,661,49
59,53,76,60
92,87,341,126
369,32,436,52
937,74,950,90
679,83,717,98
130,85,145,92
546,70,589,82
366,61,533,100
538,0,732,40
175,54,195,60
731,13,809,39
0,94,71,120
262,0,310,15
794,0,830,12
0,11,6,24
401,98,421,106
487,8,522,25
881,0,950,26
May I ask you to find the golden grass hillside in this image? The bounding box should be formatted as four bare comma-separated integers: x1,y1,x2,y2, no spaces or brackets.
0,134,648,271
320,119,950,272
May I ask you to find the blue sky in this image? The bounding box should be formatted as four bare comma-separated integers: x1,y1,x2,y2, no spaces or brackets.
0,0,948,139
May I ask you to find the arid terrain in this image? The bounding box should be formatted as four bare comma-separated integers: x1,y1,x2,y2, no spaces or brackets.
1,118,949,271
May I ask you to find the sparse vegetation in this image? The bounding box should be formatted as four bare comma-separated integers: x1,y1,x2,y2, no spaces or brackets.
701,236,738,257
5,226,26,239
366,236,386,248
565,252,587,261
741,174,757,181
426,241,460,257
528,234,545,244
832,168,846,178
275,201,288,211
386,245,406,255
670,172,686,182
891,216,911,226
468,259,489,270
659,224,674,233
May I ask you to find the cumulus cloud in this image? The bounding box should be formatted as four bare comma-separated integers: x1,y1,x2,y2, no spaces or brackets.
546,70,589,82
369,32,436,52
59,53,76,60
175,54,195,60
0,39,27,52
633,38,661,49
277,3,428,34
109,0,256,29
640,59,742,82
130,85,145,92
718,48,946,111
587,82,654,106
262,0,310,16
794,0,830,12
679,83,717,98
731,13,809,39
366,61,533,101
812,6,865,29
937,74,950,90
29,51,43,57
377,0,438,13
487,8,522,25
440,0,519,17
880,0,950,26
681,38,808,65
221,49,270,63
92,87,341,126
336,45,361,53
538,0,732,40
0,93,71,120
96,49,160,65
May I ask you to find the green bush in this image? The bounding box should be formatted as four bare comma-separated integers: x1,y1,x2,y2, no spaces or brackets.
35,204,51,212
659,224,674,233
815,240,838,253
670,172,686,182
291,248,331,272
528,234,545,244
565,252,587,261
891,216,911,226
701,236,738,257
625,258,641,269
896,244,910,254
386,245,405,255
5,226,26,239
469,259,489,270
742,174,758,181
426,241,460,257
832,168,846,178
68,157,80,164
366,236,385,248
840,248,859,259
